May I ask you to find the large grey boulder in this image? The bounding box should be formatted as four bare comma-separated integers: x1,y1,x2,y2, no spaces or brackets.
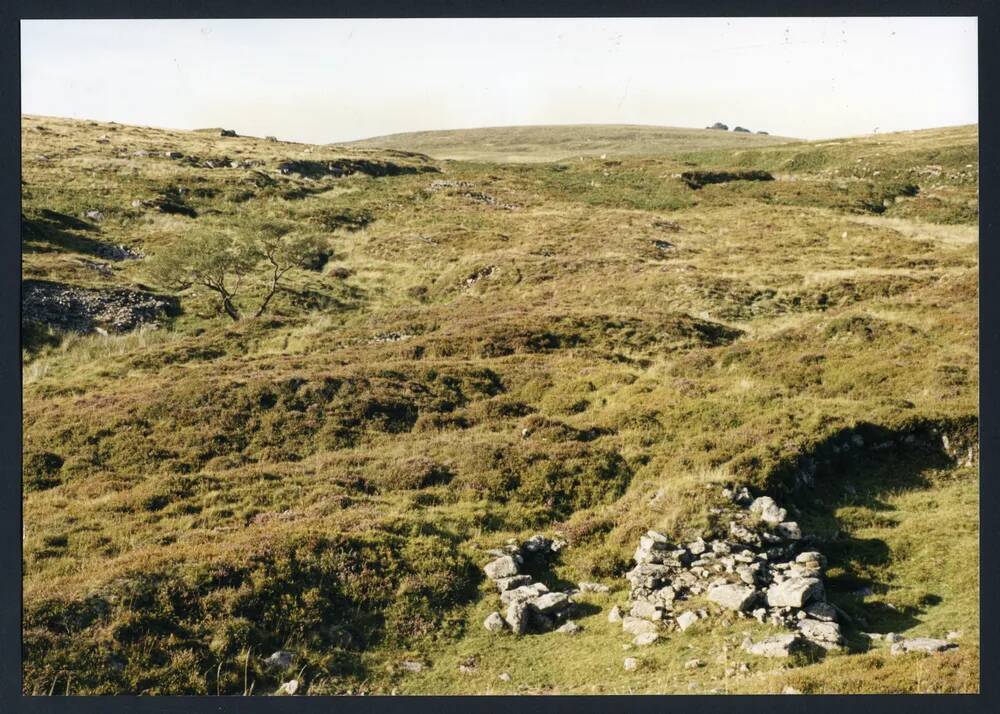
766,577,824,608
484,555,519,580
707,583,758,611
743,634,802,658
750,496,787,525
798,619,844,650
533,592,571,614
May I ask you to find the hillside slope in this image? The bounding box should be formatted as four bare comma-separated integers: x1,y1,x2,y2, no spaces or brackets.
21,115,978,695
344,123,799,162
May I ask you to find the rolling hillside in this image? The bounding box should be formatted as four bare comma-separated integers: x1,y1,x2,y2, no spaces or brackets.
21,115,978,695
344,123,799,162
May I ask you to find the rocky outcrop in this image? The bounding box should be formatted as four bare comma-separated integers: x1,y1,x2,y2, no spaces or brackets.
277,158,438,179
22,279,178,334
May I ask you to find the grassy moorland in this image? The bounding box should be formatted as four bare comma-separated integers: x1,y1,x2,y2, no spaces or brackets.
345,123,797,162
21,115,978,695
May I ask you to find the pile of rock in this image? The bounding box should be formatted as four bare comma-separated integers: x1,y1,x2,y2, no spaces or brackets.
481,534,581,635
618,487,846,656
22,279,178,334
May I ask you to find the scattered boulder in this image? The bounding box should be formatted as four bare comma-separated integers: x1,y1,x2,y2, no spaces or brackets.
579,581,610,593
499,672,512,682
263,650,295,670
890,638,958,655
265,136,278,142
623,657,639,671
219,129,237,137
733,126,751,133
707,122,729,131
676,611,699,631
633,632,660,646
684,658,705,669
400,660,423,673
84,210,104,222
742,634,802,658
608,605,622,623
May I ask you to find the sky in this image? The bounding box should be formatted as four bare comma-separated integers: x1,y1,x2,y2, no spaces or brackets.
21,18,978,143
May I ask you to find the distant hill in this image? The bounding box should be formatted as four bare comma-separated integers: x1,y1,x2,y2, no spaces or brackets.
344,124,799,162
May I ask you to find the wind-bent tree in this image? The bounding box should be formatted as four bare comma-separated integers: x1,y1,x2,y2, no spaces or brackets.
148,221,327,321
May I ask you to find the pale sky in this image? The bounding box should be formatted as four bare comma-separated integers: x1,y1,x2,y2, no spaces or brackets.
21,18,978,143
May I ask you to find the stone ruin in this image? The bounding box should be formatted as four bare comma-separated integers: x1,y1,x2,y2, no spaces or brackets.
479,486,960,661
480,534,606,635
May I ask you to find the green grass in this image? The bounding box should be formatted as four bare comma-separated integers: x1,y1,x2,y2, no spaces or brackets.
21,114,978,694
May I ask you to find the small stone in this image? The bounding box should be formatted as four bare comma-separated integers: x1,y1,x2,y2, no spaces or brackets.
84,210,104,222
623,657,639,671
776,522,802,540
947,631,962,641
684,658,705,669
400,660,423,673
676,611,699,631
484,611,507,632
274,679,298,696
264,650,295,669
750,496,787,525
622,615,658,636
782,686,802,694
633,632,660,646
608,605,623,623
556,620,582,635
579,581,610,593
499,672,512,682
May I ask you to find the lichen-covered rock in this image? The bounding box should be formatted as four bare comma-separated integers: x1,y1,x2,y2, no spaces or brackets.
495,574,532,592
484,611,507,632
630,600,664,621
505,601,529,635
750,496,787,525
533,592,571,614
484,555,519,580
798,618,843,650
